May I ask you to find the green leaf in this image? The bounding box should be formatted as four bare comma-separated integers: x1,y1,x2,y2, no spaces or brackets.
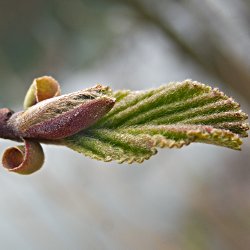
63,80,249,163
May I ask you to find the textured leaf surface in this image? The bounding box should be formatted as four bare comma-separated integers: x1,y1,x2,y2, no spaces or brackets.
63,80,249,163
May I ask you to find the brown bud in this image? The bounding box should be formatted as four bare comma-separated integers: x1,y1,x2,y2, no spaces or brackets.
10,85,115,140
0,108,19,141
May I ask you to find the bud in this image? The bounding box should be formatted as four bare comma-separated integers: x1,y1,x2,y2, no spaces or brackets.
9,85,115,140
0,108,19,141
1,77,115,175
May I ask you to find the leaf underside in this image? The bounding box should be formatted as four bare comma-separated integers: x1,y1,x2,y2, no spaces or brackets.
63,80,249,163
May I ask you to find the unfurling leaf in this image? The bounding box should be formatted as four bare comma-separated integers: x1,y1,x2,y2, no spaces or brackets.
63,80,249,163
2,139,44,174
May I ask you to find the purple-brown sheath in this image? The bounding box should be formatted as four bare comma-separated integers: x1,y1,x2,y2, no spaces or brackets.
0,77,115,174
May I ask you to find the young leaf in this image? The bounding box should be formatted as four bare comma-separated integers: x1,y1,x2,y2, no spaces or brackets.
63,80,249,163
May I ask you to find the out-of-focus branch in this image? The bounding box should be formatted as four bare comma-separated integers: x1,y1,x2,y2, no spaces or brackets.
119,0,250,103
120,0,208,70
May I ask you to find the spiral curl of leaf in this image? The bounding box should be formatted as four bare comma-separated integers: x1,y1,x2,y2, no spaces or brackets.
23,76,61,109
2,140,44,174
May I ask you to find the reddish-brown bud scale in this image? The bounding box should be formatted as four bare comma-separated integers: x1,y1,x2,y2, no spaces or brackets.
20,97,114,140
9,86,115,140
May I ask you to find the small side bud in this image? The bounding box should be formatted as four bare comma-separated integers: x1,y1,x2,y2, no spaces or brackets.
0,108,20,141
2,139,44,175
23,76,61,109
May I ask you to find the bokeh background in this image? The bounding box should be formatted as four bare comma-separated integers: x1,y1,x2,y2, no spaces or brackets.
0,0,249,249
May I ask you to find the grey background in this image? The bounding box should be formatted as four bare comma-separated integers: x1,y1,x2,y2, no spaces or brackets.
0,0,249,249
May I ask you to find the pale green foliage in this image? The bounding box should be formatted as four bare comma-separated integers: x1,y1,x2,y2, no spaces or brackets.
64,80,249,163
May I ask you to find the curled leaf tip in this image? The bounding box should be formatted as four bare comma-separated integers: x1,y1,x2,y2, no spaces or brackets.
2,140,44,175
24,76,61,109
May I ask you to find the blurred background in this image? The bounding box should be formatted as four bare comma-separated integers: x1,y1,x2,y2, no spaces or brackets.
0,0,249,249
